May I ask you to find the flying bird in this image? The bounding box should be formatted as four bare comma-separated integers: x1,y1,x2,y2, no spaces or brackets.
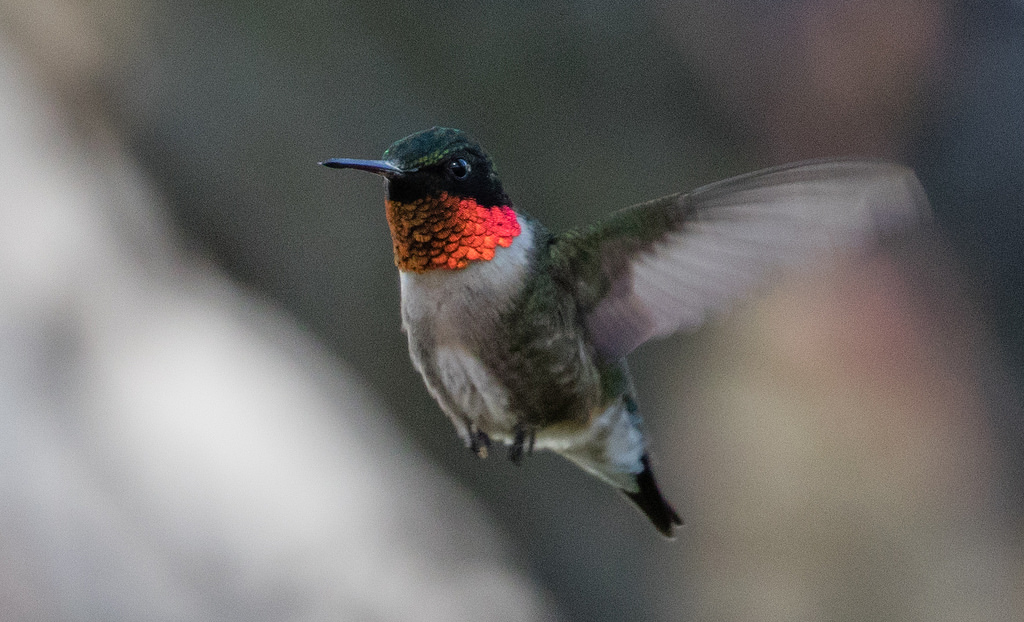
321,127,929,536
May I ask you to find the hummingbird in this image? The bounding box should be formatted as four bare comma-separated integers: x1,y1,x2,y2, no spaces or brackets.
321,127,928,537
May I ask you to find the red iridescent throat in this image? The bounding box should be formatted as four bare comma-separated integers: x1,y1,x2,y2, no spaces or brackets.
385,192,521,272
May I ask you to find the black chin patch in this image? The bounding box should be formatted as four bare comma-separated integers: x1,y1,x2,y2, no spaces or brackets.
386,167,509,208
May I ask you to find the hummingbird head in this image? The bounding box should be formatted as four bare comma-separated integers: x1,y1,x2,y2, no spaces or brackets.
322,127,521,272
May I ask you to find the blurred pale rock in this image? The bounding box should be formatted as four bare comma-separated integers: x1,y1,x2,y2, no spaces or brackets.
0,34,557,622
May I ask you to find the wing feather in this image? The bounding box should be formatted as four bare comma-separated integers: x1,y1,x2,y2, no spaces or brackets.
555,159,930,359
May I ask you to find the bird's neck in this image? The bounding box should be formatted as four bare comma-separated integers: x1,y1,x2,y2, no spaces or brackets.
385,192,521,272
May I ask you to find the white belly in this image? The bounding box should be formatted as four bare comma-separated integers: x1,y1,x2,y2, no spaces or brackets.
433,346,517,435
399,217,536,440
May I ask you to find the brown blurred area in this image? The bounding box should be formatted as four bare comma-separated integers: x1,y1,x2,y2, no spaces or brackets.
665,245,1022,620
1,1,1022,620
661,0,946,161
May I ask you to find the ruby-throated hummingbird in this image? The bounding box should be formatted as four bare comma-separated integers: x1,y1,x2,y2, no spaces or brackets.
321,127,928,537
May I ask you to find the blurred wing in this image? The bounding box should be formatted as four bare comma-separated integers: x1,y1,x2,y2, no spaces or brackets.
554,159,930,360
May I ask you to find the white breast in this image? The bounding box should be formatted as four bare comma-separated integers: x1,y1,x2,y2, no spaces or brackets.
398,216,537,436
399,216,536,334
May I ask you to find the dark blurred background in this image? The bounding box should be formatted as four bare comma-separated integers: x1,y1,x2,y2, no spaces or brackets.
2,0,1023,620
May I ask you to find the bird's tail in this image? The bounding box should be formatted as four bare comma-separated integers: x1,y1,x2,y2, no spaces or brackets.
561,448,682,537
622,453,683,538
557,398,683,537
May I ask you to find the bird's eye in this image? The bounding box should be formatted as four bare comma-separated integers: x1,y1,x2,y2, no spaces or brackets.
447,158,471,180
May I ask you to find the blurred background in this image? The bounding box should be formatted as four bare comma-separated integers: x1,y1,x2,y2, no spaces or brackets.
1,0,1023,620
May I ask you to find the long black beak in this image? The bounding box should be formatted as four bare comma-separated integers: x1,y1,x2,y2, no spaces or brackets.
319,158,406,178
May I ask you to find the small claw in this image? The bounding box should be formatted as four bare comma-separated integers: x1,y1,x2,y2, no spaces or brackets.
469,425,491,459
507,428,535,465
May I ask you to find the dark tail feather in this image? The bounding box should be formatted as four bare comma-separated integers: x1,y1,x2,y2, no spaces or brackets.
622,454,683,538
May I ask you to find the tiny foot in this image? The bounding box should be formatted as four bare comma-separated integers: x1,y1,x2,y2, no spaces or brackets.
507,428,536,464
469,426,491,459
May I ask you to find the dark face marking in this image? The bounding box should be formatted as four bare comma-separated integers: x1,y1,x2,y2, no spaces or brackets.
382,127,510,208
